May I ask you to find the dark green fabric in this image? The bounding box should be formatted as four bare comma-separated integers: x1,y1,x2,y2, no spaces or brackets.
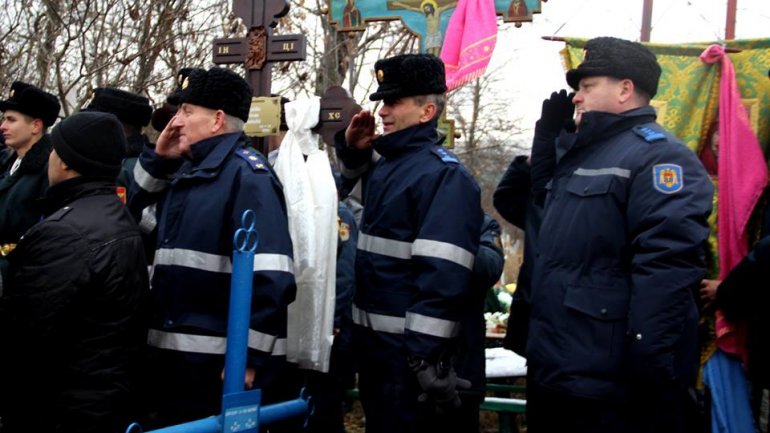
0,135,51,283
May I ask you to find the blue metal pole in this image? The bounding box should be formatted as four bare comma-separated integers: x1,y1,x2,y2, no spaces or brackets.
128,210,311,433
259,397,311,426
223,249,254,395
223,210,258,395
133,416,221,433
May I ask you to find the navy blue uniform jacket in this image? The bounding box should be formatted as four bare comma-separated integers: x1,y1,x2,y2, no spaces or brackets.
528,106,713,399
336,121,482,364
128,132,296,372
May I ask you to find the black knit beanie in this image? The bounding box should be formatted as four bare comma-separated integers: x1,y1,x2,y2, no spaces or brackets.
51,112,127,178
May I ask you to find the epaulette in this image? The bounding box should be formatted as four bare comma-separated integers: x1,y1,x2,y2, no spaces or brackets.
432,146,459,164
633,126,667,143
48,206,73,221
235,147,268,171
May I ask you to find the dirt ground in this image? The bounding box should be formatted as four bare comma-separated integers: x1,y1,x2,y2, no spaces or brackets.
343,400,526,433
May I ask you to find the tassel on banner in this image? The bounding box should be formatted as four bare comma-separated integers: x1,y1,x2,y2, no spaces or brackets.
440,0,498,91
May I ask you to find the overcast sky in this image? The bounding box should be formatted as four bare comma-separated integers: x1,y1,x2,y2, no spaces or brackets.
489,0,770,134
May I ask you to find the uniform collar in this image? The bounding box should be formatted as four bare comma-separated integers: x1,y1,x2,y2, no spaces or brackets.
15,134,52,175
372,120,439,159
41,176,116,216
557,106,657,160
186,132,243,170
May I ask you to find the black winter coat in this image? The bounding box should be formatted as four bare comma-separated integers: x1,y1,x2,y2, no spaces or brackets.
455,214,505,401
0,135,51,284
717,235,770,390
0,177,149,433
493,155,542,356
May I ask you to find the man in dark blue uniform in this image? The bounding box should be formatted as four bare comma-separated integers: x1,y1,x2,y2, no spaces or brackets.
336,53,483,433
128,67,296,427
524,37,713,433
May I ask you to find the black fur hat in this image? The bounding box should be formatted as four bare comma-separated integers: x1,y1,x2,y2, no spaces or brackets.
167,67,252,122
151,102,177,133
370,54,448,101
566,37,661,98
85,87,152,128
0,81,60,127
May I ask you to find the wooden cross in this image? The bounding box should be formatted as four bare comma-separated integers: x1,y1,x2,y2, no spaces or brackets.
316,86,362,146
213,0,307,153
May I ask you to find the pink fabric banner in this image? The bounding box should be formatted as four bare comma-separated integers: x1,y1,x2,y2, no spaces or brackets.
440,0,498,91
700,44,767,357
700,45,767,278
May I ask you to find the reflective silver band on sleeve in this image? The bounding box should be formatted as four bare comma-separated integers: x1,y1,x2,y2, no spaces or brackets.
147,329,281,355
253,254,294,274
154,248,232,273
405,312,460,338
574,167,631,178
247,329,279,354
352,305,405,334
412,239,475,270
134,162,170,192
358,233,412,260
147,329,227,354
271,338,287,356
138,204,157,234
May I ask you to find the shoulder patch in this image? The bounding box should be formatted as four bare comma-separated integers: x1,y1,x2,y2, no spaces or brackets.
653,164,684,194
337,216,350,242
48,206,74,221
633,126,667,143
432,147,459,164
235,148,268,172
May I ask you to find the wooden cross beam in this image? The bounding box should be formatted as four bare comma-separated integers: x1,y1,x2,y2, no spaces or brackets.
316,86,362,146
212,0,307,154
214,0,307,95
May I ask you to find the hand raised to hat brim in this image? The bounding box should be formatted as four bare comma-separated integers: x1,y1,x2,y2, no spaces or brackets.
345,110,379,150
155,113,183,159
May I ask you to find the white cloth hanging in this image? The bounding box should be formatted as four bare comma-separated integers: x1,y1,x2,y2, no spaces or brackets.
273,97,337,372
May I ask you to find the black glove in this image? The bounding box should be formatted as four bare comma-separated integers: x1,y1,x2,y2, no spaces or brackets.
531,90,574,205
410,358,472,413
535,89,575,136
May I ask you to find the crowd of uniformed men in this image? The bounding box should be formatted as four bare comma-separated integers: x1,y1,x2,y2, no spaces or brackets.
0,35,763,433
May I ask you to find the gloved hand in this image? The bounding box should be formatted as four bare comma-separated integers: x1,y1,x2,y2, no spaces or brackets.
410,358,471,413
535,89,575,136
531,90,574,205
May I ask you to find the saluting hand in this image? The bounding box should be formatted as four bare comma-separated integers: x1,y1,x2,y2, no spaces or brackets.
155,114,183,159
345,110,378,150
536,89,575,135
